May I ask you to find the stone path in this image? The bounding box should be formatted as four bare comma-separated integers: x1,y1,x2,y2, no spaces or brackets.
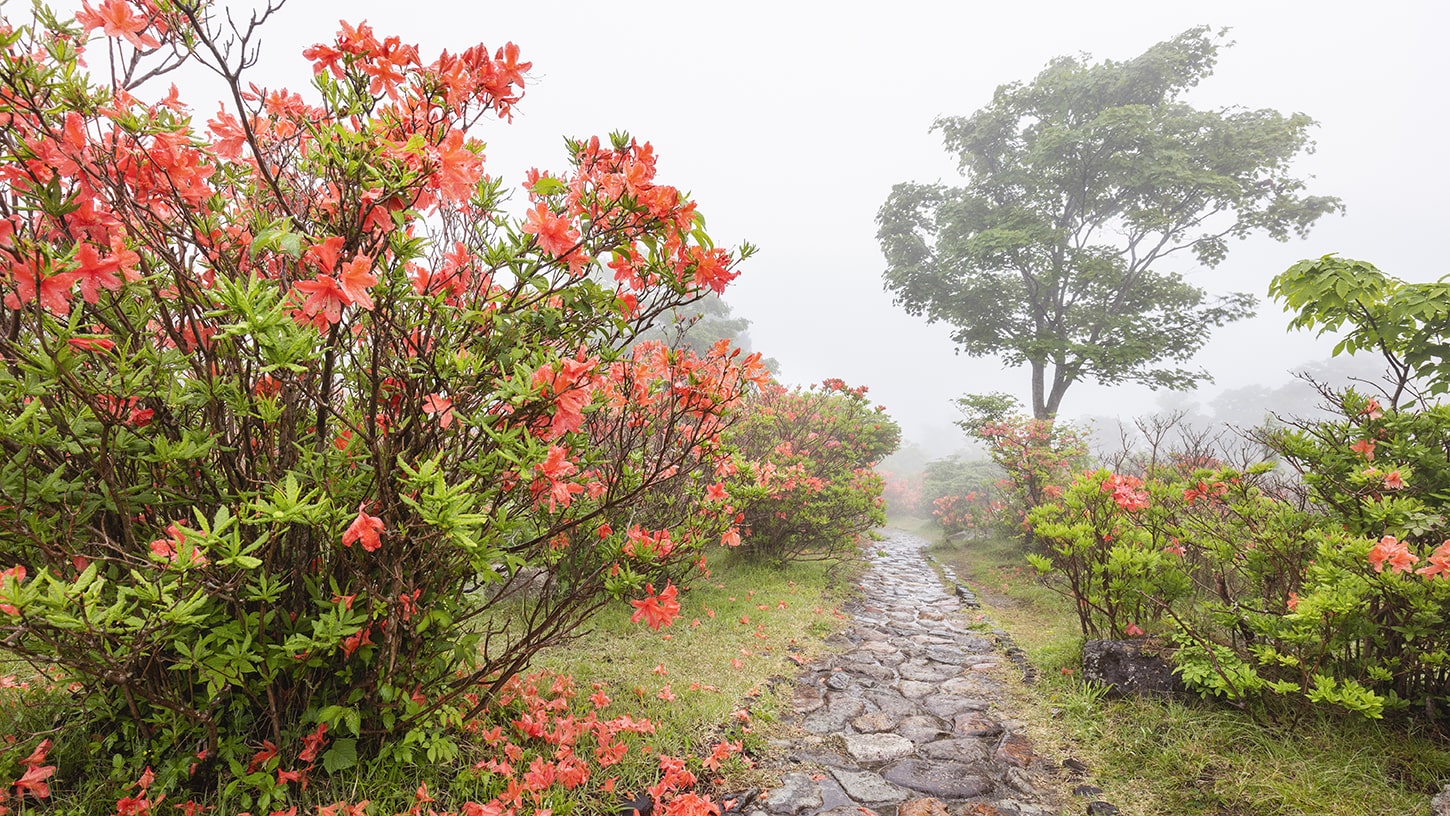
744,528,1064,816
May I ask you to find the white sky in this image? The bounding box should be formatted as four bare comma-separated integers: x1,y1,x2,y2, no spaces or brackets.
51,1,1450,450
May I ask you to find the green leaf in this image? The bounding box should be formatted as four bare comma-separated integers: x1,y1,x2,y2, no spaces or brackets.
322,739,357,773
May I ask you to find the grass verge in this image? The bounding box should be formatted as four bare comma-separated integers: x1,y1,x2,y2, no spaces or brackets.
528,545,861,791
925,528,1450,816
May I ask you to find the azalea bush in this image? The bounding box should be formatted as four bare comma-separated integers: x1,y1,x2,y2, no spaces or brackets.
725,380,899,563
922,455,1001,536
954,394,1089,538
1030,398,1450,721
0,1,769,809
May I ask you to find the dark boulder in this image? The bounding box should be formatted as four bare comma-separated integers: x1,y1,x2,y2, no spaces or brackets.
1081,639,1185,699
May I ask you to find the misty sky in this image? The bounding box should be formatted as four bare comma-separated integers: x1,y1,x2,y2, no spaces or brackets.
60,1,1450,447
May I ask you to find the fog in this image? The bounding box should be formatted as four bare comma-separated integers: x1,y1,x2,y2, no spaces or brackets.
55,0,1450,453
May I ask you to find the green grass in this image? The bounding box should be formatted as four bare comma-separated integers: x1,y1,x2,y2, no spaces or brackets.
528,546,860,789
927,529,1450,816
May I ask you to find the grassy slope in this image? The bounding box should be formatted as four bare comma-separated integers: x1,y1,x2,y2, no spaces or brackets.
530,547,861,792
924,527,1450,816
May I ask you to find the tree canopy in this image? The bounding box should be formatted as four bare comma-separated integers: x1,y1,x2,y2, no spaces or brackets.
877,26,1342,419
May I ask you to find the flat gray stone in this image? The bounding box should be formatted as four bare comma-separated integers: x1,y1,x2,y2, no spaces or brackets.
959,635,996,653
829,768,909,804
803,696,866,734
765,772,822,814
896,714,948,743
881,759,994,798
898,660,957,682
842,732,915,763
918,737,991,763
851,711,900,733
898,680,935,698
921,694,989,718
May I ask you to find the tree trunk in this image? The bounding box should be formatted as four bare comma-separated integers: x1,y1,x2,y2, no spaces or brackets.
1031,360,1048,420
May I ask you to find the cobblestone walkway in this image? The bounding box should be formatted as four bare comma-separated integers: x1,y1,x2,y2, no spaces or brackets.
745,528,1064,816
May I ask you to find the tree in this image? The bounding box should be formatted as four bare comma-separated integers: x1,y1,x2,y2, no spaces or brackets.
1270,255,1450,408
877,26,1342,420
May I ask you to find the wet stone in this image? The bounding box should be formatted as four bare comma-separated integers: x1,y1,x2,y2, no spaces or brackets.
764,772,822,815
897,799,952,816
994,733,1036,768
850,711,900,733
881,759,994,798
924,644,968,664
959,635,996,653
896,714,949,744
921,693,989,719
863,689,922,717
917,738,991,763
825,672,854,691
953,712,1004,738
842,732,916,763
829,768,909,804
899,660,958,682
898,680,936,699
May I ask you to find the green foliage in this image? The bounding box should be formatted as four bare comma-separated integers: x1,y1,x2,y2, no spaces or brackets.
1270,254,1450,404
0,4,766,808
955,395,1089,536
932,533,1450,816
727,380,900,563
878,27,1340,419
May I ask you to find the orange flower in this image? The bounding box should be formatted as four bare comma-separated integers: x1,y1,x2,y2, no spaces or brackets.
342,504,384,552
630,583,680,631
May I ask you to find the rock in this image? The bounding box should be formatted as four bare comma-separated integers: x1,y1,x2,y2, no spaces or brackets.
864,689,922,717
897,798,952,816
786,748,854,769
959,635,995,653
828,768,909,804
1434,784,1450,816
842,732,916,763
803,695,866,733
917,737,991,763
763,773,822,814
939,675,994,696
825,672,853,691
881,759,994,798
898,679,936,698
920,693,989,719
1085,802,1120,815
958,804,1015,816
896,714,949,743
899,660,959,682
1062,757,1089,776
1080,639,1185,698
924,644,967,664
1072,784,1103,797
994,733,1036,768
850,711,900,732
1003,765,1038,795
953,712,1004,738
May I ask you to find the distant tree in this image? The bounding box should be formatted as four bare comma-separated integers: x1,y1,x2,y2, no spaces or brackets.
877,26,1342,420
636,292,779,372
